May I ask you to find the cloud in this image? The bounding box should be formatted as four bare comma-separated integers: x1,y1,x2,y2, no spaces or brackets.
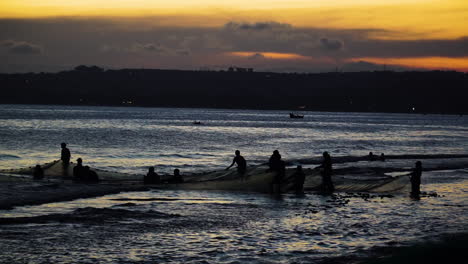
341,60,418,72
101,42,190,57
176,49,190,56
346,37,468,58
319,38,343,51
1,18,467,72
224,21,292,31
248,53,266,60
0,39,42,54
133,43,166,53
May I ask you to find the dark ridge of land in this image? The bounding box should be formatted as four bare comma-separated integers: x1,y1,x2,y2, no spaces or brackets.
1,66,467,114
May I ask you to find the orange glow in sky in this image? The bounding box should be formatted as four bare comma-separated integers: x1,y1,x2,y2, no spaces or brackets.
1,0,467,39
349,57,468,72
228,52,309,60
1,0,467,72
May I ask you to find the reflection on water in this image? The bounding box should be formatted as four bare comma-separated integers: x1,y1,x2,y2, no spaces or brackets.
1,105,467,175
0,172,466,263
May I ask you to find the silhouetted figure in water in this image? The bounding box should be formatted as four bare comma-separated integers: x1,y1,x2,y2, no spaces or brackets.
410,161,422,197
84,166,99,183
61,143,71,164
269,150,282,172
368,152,376,161
380,153,386,161
292,165,306,194
73,158,85,180
317,152,334,193
269,150,286,193
170,169,184,184
144,167,160,185
33,165,44,180
61,143,71,176
226,150,247,179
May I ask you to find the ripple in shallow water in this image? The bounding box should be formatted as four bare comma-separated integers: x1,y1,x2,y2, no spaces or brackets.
0,175,467,263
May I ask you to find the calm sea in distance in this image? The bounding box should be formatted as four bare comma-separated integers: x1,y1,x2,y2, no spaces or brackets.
1,104,467,174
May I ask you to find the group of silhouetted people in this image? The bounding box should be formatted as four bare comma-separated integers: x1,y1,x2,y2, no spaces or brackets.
223,149,423,196
144,167,184,185
33,143,423,196
32,143,100,182
223,149,334,194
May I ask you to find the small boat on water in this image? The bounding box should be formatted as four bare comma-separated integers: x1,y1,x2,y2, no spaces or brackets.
193,121,202,125
289,113,304,118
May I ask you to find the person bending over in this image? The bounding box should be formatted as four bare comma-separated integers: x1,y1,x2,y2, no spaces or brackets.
226,150,247,178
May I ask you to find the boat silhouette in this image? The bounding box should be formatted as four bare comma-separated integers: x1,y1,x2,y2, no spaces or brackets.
289,113,304,118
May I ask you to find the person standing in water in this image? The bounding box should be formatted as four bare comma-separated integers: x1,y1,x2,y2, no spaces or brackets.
73,158,85,180
60,143,71,176
144,167,160,184
33,165,44,180
316,152,334,193
61,143,71,164
269,150,286,193
171,169,184,184
268,150,282,172
292,165,306,194
410,161,422,197
226,150,247,180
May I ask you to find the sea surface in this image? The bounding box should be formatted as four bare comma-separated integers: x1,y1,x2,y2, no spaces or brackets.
0,104,467,174
0,104,467,263
0,172,467,263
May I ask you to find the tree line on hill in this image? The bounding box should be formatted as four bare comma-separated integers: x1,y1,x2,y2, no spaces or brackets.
0,66,467,114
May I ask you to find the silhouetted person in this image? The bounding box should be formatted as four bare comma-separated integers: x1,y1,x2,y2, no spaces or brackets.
226,150,247,178
292,165,306,194
61,142,71,176
368,152,376,161
410,161,422,197
84,166,99,183
317,152,334,193
380,153,386,161
61,143,71,164
33,165,44,180
269,150,286,193
269,150,282,172
171,169,184,184
144,167,160,184
73,158,85,180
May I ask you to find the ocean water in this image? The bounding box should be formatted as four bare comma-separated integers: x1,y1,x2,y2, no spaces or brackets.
0,171,467,263
0,104,467,263
0,104,467,174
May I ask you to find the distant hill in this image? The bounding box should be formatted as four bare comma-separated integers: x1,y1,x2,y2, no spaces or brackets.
0,66,467,114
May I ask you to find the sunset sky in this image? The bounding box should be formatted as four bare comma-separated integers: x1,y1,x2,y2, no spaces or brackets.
1,0,467,72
